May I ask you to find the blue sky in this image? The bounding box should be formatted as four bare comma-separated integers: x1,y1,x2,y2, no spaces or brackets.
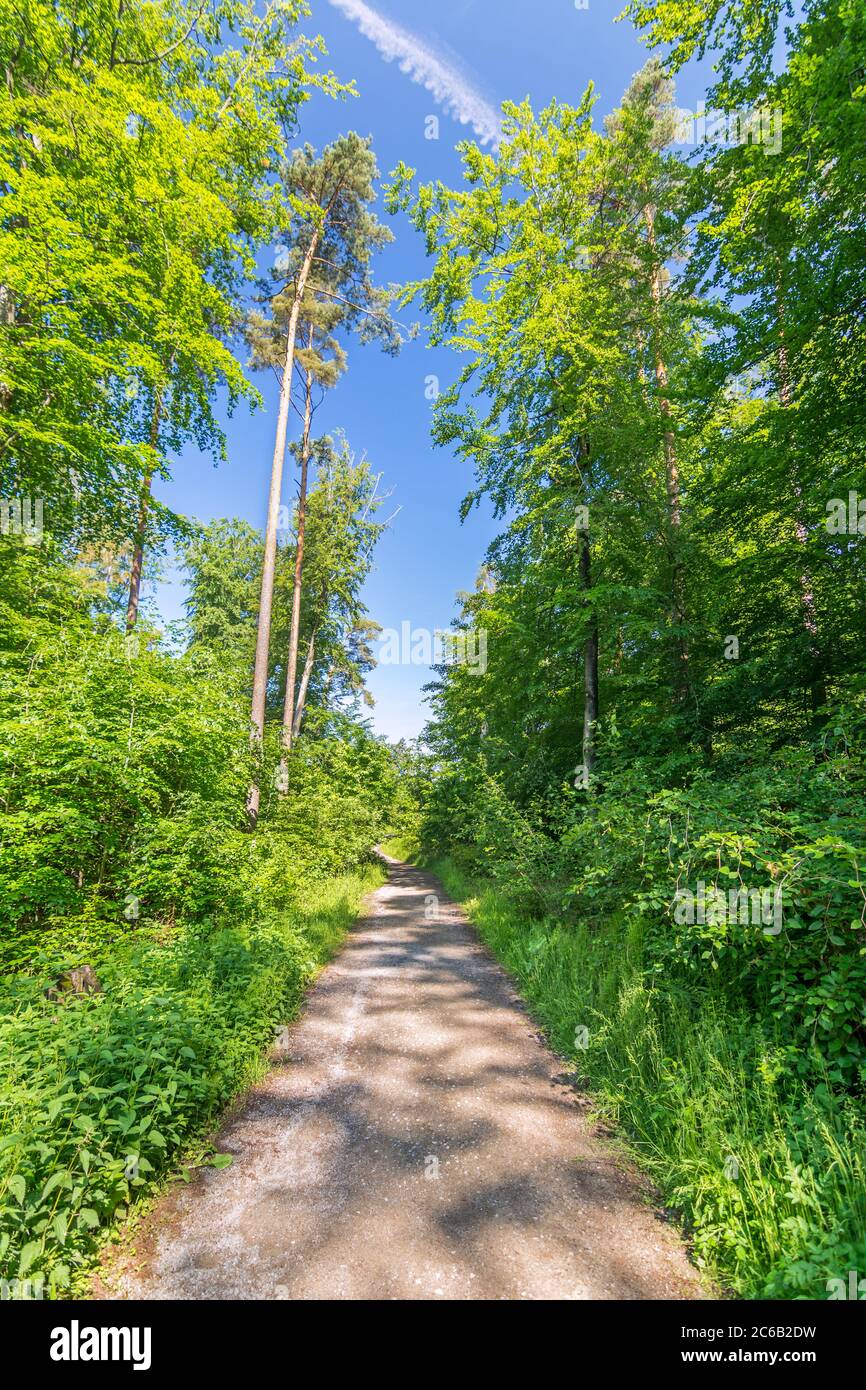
154,0,718,741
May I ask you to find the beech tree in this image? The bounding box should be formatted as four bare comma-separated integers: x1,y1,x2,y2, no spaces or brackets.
391,69,708,782
0,0,342,588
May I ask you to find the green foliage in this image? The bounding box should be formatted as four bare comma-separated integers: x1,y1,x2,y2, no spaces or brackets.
402,0,866,1300
0,533,403,954
0,531,401,1292
249,130,405,374
0,0,345,551
0,862,383,1293
183,518,263,663
0,538,251,951
0,0,406,1307
435,855,866,1298
422,695,866,1081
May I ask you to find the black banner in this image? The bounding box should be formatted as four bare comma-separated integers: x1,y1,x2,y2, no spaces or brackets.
8,1296,863,1376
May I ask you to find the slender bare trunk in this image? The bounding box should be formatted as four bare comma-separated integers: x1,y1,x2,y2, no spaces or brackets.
644,209,679,521
577,438,598,778
0,285,14,409
775,275,825,714
126,390,163,632
292,627,317,740
580,531,599,778
280,336,315,772
775,283,792,412
644,203,689,705
246,230,320,826
635,325,649,403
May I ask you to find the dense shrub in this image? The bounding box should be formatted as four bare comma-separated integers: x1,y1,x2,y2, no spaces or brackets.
422,699,866,1086
416,695,866,1297
432,854,866,1298
0,864,382,1293
0,538,399,1292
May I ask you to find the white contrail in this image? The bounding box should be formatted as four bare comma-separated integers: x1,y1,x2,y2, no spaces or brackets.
328,0,502,147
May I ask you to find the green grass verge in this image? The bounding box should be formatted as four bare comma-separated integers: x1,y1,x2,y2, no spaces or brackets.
0,861,384,1296
431,856,866,1301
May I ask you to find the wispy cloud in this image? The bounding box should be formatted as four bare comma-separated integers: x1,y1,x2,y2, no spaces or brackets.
328,0,501,147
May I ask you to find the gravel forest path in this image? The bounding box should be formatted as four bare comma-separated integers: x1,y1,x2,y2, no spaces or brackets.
108,855,705,1301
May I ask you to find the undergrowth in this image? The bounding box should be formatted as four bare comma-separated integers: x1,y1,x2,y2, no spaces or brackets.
431,856,866,1300
0,862,383,1296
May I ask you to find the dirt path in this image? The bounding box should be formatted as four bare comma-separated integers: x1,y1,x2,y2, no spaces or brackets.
106,856,705,1301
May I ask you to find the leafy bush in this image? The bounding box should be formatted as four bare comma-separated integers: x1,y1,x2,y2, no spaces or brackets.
427,699,866,1086
0,538,399,1293
419,696,866,1297
0,540,400,962
434,857,866,1298
0,864,382,1293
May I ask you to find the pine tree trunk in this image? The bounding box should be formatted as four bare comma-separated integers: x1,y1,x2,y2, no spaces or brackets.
247,230,320,826
279,339,315,775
